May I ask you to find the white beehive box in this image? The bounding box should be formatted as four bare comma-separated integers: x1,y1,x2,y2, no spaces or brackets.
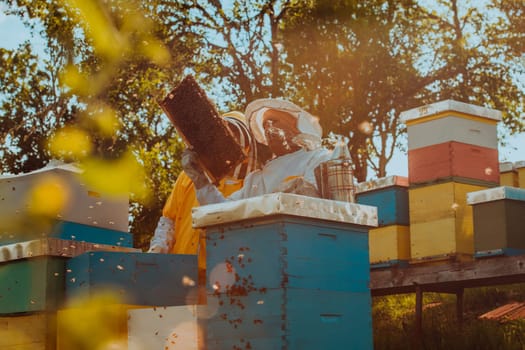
0,162,129,233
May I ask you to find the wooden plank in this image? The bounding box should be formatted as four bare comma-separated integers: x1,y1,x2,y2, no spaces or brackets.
370,253,525,296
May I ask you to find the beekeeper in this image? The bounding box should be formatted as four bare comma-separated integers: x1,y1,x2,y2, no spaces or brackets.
183,98,332,204
148,112,259,301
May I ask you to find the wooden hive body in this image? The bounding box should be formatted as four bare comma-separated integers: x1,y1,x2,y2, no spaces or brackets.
0,256,66,314
201,215,373,349
368,225,411,266
408,141,499,185
0,164,129,234
468,187,525,256
356,176,409,226
356,176,411,267
499,162,519,187
0,312,56,350
65,251,198,306
409,181,489,259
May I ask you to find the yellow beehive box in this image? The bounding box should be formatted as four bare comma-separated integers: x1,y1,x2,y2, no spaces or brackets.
409,181,488,259
499,162,519,187
516,161,525,189
369,225,410,265
0,312,54,350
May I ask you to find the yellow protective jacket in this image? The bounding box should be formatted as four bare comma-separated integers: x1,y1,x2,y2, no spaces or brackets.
161,171,243,271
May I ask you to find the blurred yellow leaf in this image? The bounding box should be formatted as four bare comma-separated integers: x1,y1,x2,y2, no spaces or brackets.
65,0,126,59
27,175,70,217
81,150,150,201
90,105,121,137
48,126,92,159
60,64,91,95
58,290,127,350
140,38,171,66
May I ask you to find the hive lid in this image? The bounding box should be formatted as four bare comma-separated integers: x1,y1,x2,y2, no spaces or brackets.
400,99,502,124
356,175,408,194
0,161,82,179
499,162,515,173
467,186,525,205
192,192,378,228
0,238,139,263
515,160,525,169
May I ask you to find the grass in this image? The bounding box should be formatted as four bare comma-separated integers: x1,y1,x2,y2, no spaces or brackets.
372,284,525,349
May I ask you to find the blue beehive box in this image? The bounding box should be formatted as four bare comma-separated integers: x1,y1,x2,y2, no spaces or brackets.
65,251,198,306
0,236,139,314
50,221,132,247
0,220,132,247
356,176,409,226
0,256,66,314
193,193,377,350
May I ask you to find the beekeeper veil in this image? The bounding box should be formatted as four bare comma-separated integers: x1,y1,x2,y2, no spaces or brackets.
245,99,323,151
222,111,259,180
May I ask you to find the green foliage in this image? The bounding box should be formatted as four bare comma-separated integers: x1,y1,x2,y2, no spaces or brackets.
0,0,194,247
373,286,525,350
280,0,524,181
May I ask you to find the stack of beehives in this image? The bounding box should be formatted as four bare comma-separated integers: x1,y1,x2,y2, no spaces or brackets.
0,162,132,349
356,176,410,267
400,100,502,262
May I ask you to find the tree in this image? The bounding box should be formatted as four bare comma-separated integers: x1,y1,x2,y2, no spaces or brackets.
155,0,300,108
1,0,523,248
278,0,523,181
0,0,197,249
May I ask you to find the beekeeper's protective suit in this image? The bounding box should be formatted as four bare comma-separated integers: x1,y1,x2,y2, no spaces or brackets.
184,99,332,205
148,112,259,300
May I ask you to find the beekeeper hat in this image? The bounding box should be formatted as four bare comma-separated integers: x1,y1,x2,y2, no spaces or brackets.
221,111,258,179
245,98,322,145
222,110,246,123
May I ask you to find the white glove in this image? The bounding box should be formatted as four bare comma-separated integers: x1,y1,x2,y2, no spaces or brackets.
148,245,164,253
181,149,210,189
277,177,321,198
147,216,175,253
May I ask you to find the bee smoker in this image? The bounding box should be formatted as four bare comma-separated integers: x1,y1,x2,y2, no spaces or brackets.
315,139,356,203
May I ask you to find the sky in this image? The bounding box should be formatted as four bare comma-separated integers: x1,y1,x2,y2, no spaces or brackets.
0,6,523,179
